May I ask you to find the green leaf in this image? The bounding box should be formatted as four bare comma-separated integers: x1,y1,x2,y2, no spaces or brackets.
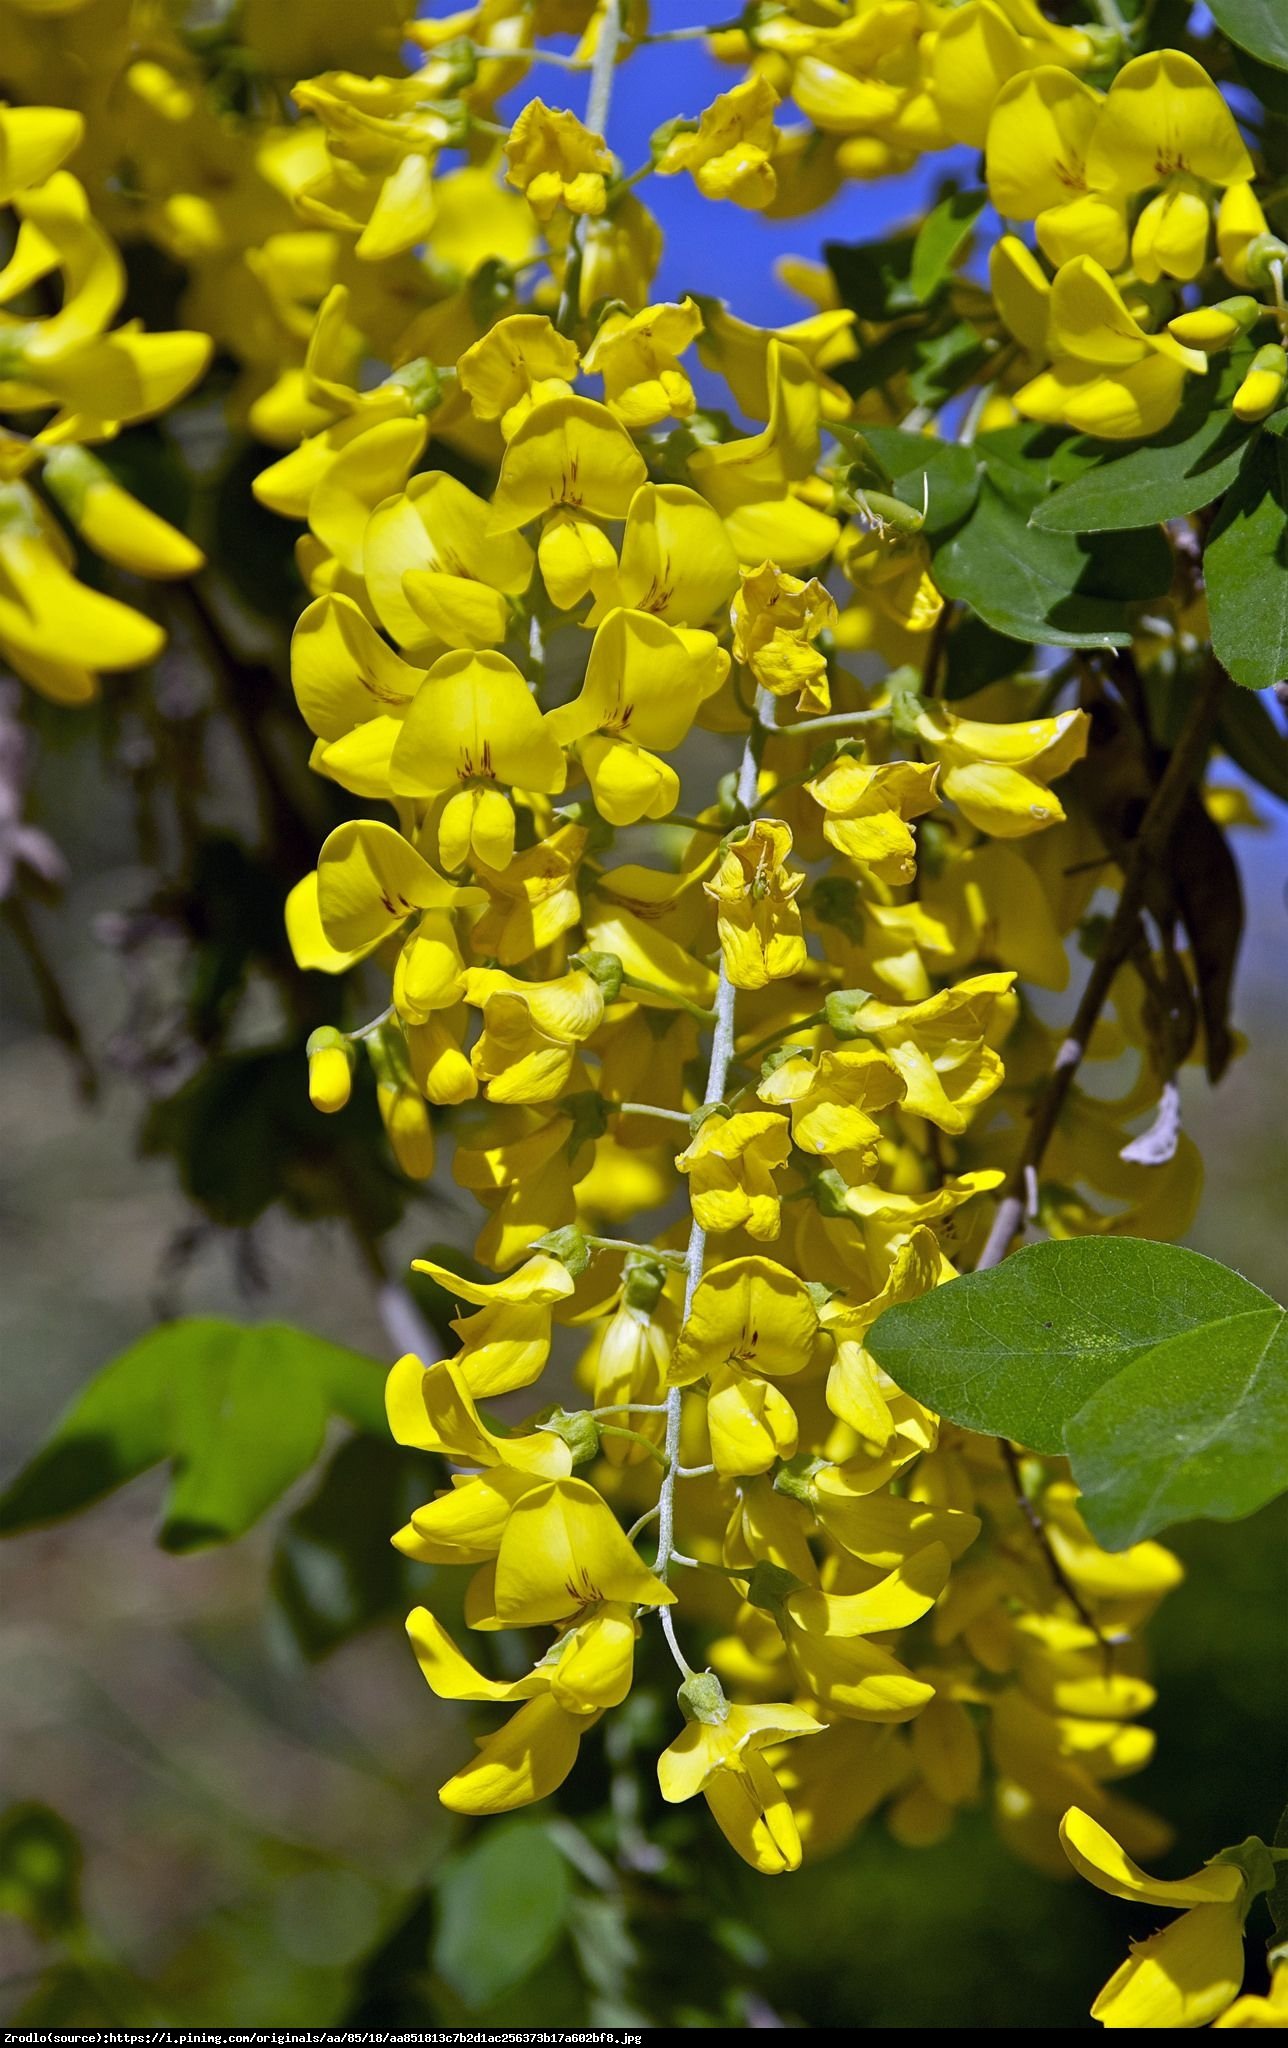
931,476,1172,649
1030,361,1254,533
0,1319,386,1551
433,1822,572,2008
1208,0,1288,71
1218,686,1288,802
825,232,919,321
860,426,981,538
1064,1305,1288,1549
1206,435,1288,689
909,189,988,304
867,1240,1288,1547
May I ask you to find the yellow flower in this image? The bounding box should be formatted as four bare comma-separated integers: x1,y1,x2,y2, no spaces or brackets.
408,1251,576,1399
585,481,739,629
930,0,1094,151
469,822,588,966
757,1044,905,1166
656,77,781,211
670,1255,819,1385
688,341,840,568
732,560,838,714
364,469,535,660
312,818,478,957
290,591,423,743
0,481,164,701
436,1695,597,1815
776,1544,951,1721
706,1364,800,1477
705,819,808,991
916,702,1090,838
504,99,614,222
657,1679,824,1874
388,649,566,872
466,966,605,1104
492,1477,675,1627
39,445,203,578
986,68,1127,272
1060,1806,1250,2029
456,312,580,439
676,1110,792,1241
409,1601,638,1715
582,297,703,428
489,393,647,532
850,974,1017,1134
549,605,728,825
1015,255,1207,439
0,103,84,206
806,757,940,882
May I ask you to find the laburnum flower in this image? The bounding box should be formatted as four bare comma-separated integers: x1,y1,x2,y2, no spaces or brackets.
582,297,703,429
364,470,536,661
687,342,840,567
1083,50,1254,285
986,69,1127,272
582,1278,672,1468
732,560,838,714
408,1252,576,1398
410,1603,639,1719
916,703,1090,838
39,444,203,578
0,481,165,703
806,756,941,882
675,1110,792,1241
1060,1807,1252,2029
757,1044,905,1168
456,312,581,439
769,1543,952,1721
504,99,614,221
309,818,480,959
489,393,647,533
656,77,781,211
388,649,566,872
585,480,739,627
849,974,1017,1134
454,1100,596,1270
1013,254,1207,439
929,0,1095,150
549,605,728,823
670,1255,819,1385
658,1674,824,1874
696,299,857,425
469,822,588,966
484,1477,675,1628
705,819,808,991
465,966,605,1103
706,1363,800,1477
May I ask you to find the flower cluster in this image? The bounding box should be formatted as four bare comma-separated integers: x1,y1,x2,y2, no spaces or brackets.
213,0,1269,1890
0,101,209,701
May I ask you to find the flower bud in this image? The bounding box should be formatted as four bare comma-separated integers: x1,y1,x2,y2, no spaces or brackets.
1233,343,1288,422
1167,297,1261,352
306,1027,354,1114
823,988,871,1039
677,1670,729,1725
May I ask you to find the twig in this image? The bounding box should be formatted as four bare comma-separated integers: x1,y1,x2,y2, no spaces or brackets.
3,896,97,1099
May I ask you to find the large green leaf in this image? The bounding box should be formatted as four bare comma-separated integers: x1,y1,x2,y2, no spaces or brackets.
931,476,1172,649
867,1240,1288,1546
433,1822,572,2007
1030,361,1254,534
0,1319,386,1551
1208,0,1288,70
1206,435,1288,690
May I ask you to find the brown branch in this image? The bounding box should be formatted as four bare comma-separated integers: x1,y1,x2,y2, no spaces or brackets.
976,656,1228,1271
